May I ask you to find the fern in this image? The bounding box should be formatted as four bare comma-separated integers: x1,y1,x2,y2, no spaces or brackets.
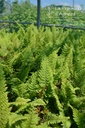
69,105,85,128
44,111,71,128
65,81,80,107
0,63,10,128
0,26,85,128
38,56,53,88
37,123,51,128
20,110,40,128
9,97,46,128
8,113,27,128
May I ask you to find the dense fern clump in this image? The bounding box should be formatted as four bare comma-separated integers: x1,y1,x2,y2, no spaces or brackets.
0,62,10,128
0,25,85,128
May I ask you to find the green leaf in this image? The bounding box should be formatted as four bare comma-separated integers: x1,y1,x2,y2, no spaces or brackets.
31,98,46,106
9,113,27,127
10,97,30,106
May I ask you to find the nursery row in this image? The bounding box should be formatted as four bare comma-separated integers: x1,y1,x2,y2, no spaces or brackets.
0,25,85,128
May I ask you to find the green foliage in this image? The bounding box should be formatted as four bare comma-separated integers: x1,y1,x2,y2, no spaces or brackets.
0,62,10,128
0,25,85,128
0,1,85,31
69,105,85,128
8,113,27,127
0,0,5,14
41,5,85,27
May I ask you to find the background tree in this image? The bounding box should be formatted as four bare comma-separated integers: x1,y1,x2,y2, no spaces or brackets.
0,0,5,14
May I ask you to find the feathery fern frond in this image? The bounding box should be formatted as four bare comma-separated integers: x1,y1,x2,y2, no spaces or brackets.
0,63,10,128
8,113,27,128
45,111,71,128
70,105,85,128
38,56,53,88
22,110,40,128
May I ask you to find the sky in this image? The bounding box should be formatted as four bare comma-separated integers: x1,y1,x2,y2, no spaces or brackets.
30,0,85,7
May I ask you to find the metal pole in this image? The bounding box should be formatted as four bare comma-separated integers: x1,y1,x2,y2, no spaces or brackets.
73,0,75,15
71,0,75,24
37,0,41,28
73,0,74,8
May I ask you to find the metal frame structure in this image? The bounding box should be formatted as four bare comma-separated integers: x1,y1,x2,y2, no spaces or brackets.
0,0,85,30
0,20,85,30
37,0,41,28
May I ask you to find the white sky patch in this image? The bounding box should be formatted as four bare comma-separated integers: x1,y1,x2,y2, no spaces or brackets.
56,2,83,10
60,2,71,6
74,5,82,10
30,0,85,9
42,2,48,7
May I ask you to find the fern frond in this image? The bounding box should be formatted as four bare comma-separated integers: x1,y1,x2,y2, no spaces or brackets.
70,105,85,128
12,82,29,98
38,57,53,88
50,84,63,112
0,63,10,128
31,98,46,107
72,36,85,89
21,110,40,128
8,113,27,127
45,111,71,128
10,97,30,106
66,81,80,107
37,122,51,128
10,97,30,113
48,50,59,73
